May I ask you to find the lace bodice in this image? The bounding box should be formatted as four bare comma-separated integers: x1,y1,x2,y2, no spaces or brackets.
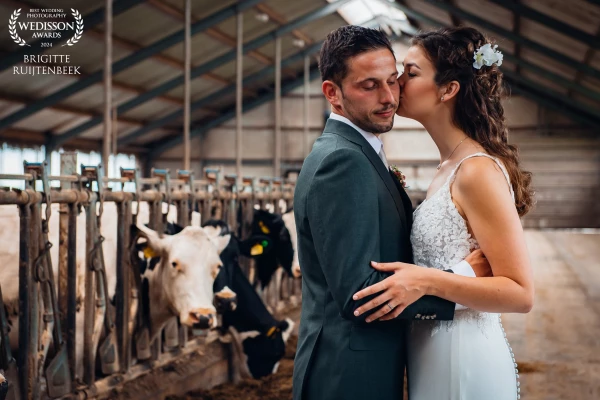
410,153,515,332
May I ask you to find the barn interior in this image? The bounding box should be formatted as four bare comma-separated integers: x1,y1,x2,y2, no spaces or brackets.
0,0,599,399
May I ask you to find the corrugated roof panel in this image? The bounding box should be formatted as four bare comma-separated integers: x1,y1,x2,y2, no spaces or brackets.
61,84,137,113
290,13,346,45
130,127,177,145
455,0,515,30
263,0,328,22
519,47,577,80
521,0,600,35
16,107,88,133
520,69,569,95
519,19,589,63
166,74,226,99
0,67,76,98
119,99,181,122
162,33,232,66
161,0,238,21
214,8,279,43
406,0,459,28
47,34,132,75
210,56,265,81
115,58,183,88
115,3,184,47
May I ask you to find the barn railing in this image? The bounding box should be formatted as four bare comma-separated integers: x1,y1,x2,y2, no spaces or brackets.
0,156,299,399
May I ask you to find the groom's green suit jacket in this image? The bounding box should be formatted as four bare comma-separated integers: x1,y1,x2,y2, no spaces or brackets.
292,119,455,400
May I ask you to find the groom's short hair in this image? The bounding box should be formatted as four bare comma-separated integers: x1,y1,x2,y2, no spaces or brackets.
319,26,394,88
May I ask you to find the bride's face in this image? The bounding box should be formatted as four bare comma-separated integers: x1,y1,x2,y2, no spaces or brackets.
397,46,443,121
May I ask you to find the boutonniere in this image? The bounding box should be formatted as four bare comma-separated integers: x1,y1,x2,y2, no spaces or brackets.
390,165,409,189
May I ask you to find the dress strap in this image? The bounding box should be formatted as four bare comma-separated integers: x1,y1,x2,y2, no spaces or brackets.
448,152,515,201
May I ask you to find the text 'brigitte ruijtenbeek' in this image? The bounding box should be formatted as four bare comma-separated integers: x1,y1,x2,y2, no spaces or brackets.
14,55,81,76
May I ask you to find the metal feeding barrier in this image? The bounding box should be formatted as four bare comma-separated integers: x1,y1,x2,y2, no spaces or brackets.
0,155,298,399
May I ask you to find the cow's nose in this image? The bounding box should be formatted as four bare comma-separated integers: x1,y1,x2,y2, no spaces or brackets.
292,265,302,278
214,287,238,313
189,309,215,329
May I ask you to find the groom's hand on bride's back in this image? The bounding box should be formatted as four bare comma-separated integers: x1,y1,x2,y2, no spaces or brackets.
465,249,493,277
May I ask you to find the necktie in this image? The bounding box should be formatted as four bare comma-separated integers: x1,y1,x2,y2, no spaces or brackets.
379,146,389,169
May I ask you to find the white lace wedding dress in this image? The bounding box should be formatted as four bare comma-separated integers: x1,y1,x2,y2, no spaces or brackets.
407,153,520,400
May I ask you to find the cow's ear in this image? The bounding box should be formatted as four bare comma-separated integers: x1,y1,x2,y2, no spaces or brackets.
135,224,167,255
239,235,272,258
211,234,231,254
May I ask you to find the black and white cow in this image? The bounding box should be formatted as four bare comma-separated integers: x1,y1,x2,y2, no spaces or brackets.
167,220,295,378
250,209,299,288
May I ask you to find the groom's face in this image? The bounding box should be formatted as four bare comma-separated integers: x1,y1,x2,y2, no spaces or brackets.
324,48,399,134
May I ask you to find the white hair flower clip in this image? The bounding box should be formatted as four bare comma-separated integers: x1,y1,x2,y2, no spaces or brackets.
473,43,503,69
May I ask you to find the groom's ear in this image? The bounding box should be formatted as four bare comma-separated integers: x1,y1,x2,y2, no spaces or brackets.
440,80,460,102
323,80,342,107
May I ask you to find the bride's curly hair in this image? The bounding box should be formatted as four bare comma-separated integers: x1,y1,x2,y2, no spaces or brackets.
413,27,534,217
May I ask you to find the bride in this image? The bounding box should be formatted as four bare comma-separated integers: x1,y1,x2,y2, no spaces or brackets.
352,27,535,399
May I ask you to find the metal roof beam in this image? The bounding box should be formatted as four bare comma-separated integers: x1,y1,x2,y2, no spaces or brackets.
421,0,600,80
117,40,325,147
0,0,264,132
0,128,146,154
0,0,145,72
388,2,600,104
49,0,352,147
147,66,321,159
489,0,600,50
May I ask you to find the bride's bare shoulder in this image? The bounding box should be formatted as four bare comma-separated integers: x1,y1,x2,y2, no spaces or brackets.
451,156,513,210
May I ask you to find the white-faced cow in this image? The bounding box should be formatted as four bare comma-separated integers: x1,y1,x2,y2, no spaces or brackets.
0,201,227,380
133,223,231,339
165,220,295,378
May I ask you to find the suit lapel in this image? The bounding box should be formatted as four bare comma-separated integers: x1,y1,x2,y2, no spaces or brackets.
325,119,408,231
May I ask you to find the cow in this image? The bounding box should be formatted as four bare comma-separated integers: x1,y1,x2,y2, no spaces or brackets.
0,202,118,379
132,223,231,340
165,220,295,379
281,210,301,279
250,209,296,287
0,373,7,400
0,201,226,380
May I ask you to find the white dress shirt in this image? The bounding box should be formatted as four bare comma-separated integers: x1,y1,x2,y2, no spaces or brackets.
328,112,475,309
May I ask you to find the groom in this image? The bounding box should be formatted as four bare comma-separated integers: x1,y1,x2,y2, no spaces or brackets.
292,26,485,400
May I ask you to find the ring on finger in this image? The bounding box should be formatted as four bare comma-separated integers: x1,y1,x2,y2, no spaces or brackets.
387,302,395,311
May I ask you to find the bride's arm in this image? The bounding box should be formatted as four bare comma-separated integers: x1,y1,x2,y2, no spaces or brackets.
353,157,534,321
427,157,534,312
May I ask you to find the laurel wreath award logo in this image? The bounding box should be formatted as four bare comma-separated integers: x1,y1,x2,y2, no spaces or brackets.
63,9,84,47
9,9,29,47
11,8,84,76
8,8,84,48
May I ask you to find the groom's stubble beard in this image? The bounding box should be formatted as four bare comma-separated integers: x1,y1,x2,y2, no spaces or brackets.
340,90,397,134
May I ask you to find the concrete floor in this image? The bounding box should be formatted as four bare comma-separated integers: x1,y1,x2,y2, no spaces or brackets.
502,230,600,400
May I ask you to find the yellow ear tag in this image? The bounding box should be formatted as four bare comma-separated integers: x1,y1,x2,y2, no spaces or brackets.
250,244,264,256
266,326,277,337
259,221,270,234
143,247,158,259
